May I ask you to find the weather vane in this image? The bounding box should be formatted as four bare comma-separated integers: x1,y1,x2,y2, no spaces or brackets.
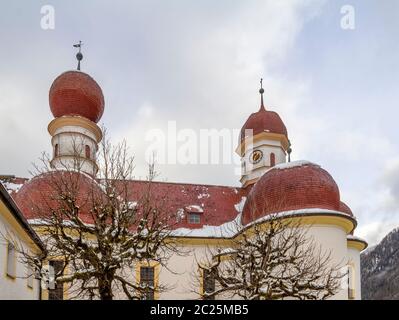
73,41,83,71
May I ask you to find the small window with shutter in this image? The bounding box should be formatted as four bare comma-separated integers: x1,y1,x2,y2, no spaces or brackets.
27,264,34,288
6,242,16,278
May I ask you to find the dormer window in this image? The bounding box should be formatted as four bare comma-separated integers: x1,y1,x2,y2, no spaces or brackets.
188,213,201,224
185,205,203,224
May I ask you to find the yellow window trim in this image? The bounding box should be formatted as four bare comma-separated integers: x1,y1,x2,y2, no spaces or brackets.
135,261,160,300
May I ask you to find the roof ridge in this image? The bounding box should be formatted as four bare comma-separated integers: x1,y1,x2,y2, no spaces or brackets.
112,178,242,189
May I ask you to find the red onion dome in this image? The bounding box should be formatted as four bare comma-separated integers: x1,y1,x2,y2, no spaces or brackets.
339,201,353,216
240,105,287,143
242,161,341,225
49,70,104,123
14,171,103,222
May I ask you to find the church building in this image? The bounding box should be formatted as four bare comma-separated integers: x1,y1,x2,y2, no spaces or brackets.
2,53,367,300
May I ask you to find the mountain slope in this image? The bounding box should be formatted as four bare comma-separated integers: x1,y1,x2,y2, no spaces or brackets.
361,227,399,299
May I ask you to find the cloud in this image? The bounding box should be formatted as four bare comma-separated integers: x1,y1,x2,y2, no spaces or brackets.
1,0,399,245
110,0,324,184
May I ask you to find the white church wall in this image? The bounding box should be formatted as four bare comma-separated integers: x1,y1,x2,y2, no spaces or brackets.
347,246,362,300
0,213,41,300
156,223,350,300
241,137,286,186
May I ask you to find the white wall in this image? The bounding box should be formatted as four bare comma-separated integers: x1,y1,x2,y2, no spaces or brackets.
347,246,362,300
51,124,98,176
0,214,41,300
241,138,286,186
156,224,351,300
51,221,359,300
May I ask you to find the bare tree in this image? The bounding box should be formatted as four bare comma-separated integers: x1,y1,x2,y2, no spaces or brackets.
195,213,345,300
17,131,181,300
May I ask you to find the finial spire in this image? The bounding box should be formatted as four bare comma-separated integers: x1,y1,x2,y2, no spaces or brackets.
259,78,265,110
73,41,83,71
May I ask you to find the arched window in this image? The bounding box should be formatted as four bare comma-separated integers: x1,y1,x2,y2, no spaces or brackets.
85,145,91,159
54,144,59,157
270,153,275,167
348,264,356,299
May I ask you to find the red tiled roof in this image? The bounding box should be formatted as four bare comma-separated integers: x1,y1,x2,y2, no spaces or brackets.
116,180,249,229
13,175,249,229
49,71,105,123
240,105,287,143
10,164,352,230
242,162,341,225
14,171,103,221
339,201,353,216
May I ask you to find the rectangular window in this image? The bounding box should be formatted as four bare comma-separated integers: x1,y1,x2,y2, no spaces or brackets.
203,269,216,300
140,266,155,300
27,264,34,288
188,213,201,224
348,265,355,299
49,260,64,300
6,242,16,278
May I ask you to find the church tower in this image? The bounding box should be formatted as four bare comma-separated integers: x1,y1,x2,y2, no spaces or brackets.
47,44,104,176
236,79,291,187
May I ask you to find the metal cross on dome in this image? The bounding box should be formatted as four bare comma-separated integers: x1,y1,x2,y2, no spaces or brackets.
73,41,83,71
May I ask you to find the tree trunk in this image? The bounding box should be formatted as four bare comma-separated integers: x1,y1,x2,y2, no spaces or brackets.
99,277,113,300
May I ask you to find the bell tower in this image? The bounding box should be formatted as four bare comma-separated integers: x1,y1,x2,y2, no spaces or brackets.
236,79,291,187
47,43,104,177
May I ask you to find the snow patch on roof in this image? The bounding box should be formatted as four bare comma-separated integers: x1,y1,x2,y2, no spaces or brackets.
347,235,367,243
185,205,204,213
234,197,247,213
172,213,241,238
272,160,317,170
197,193,210,199
172,207,354,238
3,182,24,192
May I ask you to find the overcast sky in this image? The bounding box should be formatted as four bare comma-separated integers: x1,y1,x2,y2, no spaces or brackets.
0,0,398,245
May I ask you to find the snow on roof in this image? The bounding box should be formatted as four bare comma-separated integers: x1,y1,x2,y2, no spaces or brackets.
172,213,242,238
347,235,367,243
215,248,238,256
272,160,318,170
234,197,246,213
245,208,353,229
3,182,24,192
172,207,354,239
197,193,210,199
185,205,204,213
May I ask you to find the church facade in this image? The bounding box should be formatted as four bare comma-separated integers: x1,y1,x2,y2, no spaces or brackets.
2,63,367,300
